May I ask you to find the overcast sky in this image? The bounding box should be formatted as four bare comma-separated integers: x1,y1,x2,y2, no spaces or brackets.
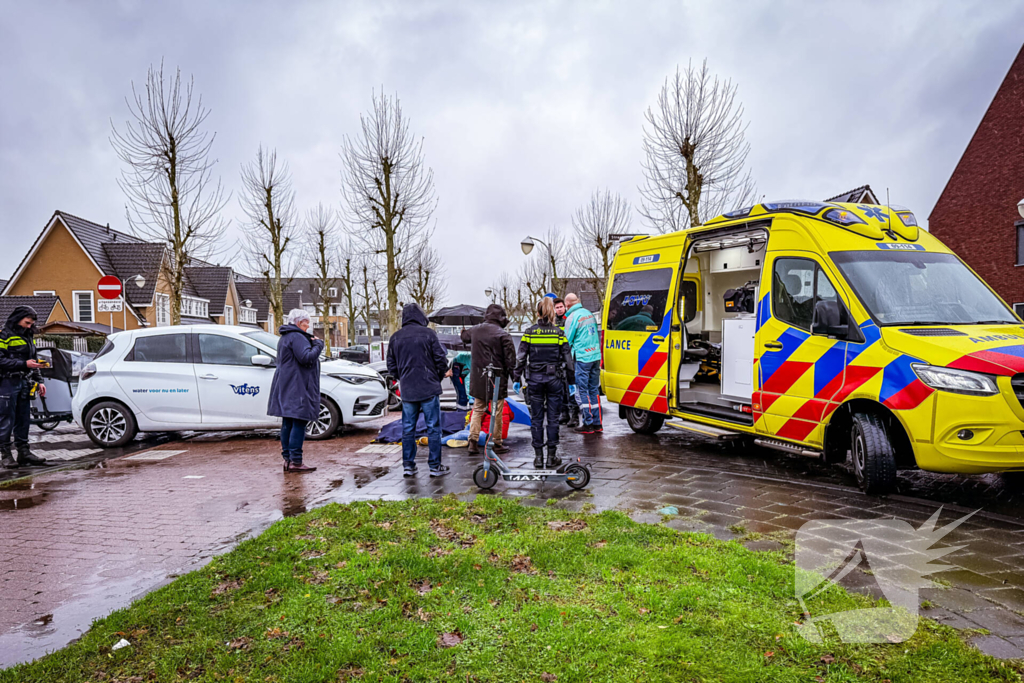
2,0,1022,306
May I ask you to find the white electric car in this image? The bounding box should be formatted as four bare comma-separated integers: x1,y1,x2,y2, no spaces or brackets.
72,326,389,448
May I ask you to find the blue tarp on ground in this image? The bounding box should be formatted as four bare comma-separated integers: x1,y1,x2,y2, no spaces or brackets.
373,398,532,444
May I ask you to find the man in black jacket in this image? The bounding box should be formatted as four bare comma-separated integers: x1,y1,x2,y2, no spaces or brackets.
460,304,517,455
0,305,48,469
387,304,452,478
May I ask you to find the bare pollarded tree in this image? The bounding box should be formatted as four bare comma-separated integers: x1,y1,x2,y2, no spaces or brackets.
335,237,359,347
639,60,756,233
341,90,437,336
490,271,531,329
570,189,629,303
521,227,568,296
239,146,297,329
403,245,447,315
111,62,228,325
304,204,338,355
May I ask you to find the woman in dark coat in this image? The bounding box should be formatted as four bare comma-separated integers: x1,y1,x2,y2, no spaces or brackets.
268,309,324,473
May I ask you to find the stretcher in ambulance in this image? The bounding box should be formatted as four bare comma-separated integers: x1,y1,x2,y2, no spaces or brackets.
602,200,1024,494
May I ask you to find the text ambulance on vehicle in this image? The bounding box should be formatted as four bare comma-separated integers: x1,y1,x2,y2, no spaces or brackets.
602,200,1024,494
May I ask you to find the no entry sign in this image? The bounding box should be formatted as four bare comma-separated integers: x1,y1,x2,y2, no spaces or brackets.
98,276,123,300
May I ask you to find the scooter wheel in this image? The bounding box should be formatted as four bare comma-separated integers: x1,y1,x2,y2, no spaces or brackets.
565,464,590,490
473,465,498,490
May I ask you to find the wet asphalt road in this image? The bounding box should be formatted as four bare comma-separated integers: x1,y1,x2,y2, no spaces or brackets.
4,401,1024,666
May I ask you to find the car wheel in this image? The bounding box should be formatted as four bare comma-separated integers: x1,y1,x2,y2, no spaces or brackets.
84,400,138,448
624,407,665,434
306,397,340,440
851,412,897,495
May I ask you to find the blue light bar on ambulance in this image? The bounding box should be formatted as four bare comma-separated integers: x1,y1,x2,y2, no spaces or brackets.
723,206,754,219
823,208,867,226
761,201,828,214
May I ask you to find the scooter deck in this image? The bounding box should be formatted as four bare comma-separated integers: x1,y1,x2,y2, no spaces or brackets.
499,469,564,481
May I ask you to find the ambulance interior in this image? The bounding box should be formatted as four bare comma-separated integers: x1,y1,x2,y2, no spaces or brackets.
676,228,768,424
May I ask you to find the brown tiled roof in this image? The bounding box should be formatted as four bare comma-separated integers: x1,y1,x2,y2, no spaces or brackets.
0,295,66,326
234,281,272,320
103,242,166,306
825,185,879,204
183,266,232,315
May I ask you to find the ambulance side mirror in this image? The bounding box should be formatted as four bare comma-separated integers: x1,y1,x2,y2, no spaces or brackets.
812,300,864,343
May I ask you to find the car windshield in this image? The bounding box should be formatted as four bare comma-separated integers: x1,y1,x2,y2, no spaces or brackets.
241,330,281,351
830,250,1019,326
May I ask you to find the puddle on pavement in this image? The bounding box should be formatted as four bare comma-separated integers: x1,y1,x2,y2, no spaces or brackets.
352,466,390,488
0,482,48,510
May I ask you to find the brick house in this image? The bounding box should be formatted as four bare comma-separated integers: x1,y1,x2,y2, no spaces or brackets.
284,278,349,348
929,44,1024,315
2,210,269,335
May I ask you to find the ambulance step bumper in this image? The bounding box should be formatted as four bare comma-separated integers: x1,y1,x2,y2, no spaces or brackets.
667,420,744,440
753,438,821,458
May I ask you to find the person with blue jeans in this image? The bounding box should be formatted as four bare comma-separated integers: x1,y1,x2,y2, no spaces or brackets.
387,304,452,477
563,293,603,433
268,309,324,473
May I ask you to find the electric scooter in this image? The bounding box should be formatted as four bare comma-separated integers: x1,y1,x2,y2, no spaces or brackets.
472,365,591,490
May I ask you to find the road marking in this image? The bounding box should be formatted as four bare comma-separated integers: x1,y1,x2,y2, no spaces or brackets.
183,475,205,479
125,450,188,461
356,444,403,454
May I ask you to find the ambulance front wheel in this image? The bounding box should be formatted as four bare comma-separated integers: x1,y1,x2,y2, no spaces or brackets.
851,412,897,495
625,407,665,435
473,466,498,490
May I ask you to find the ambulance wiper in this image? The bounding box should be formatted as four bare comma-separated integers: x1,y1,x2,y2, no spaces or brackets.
968,320,1018,325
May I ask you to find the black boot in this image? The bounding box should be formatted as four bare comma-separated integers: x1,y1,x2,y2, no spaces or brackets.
16,448,46,467
534,448,545,469
546,446,561,469
467,439,480,455
1,447,17,469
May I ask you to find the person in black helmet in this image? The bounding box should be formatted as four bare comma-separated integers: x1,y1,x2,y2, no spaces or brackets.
0,305,48,469
513,297,576,469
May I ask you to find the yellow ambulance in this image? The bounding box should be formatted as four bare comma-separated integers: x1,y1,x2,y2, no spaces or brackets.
602,200,1024,493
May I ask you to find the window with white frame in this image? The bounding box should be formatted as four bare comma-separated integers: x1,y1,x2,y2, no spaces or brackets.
329,287,337,298
73,290,94,323
224,305,234,325
240,307,257,324
33,290,55,296
330,305,339,316
156,293,170,326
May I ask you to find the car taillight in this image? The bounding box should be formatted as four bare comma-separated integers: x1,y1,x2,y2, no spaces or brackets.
81,363,97,381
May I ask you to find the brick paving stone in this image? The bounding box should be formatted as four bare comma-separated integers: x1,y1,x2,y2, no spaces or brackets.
962,609,1024,637
971,635,1024,659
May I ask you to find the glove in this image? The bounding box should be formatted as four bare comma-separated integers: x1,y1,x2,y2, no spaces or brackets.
569,384,577,397
513,382,522,394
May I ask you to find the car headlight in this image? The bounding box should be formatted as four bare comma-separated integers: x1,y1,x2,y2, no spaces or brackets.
911,364,998,396
81,363,97,381
328,373,373,385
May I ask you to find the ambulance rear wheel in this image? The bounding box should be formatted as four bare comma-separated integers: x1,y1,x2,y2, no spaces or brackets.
851,412,897,495
625,407,665,434
473,466,498,490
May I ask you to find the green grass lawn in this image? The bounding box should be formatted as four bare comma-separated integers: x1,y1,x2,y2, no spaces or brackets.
3,496,1021,682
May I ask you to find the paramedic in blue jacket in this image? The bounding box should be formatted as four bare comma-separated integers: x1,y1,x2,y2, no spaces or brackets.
268,309,324,473
563,293,604,433
387,303,452,478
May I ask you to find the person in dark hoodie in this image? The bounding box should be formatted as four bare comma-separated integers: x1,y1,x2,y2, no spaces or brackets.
460,304,517,455
387,303,451,478
0,305,48,469
267,309,324,473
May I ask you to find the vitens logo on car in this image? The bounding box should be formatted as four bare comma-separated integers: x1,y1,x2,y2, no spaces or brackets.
230,383,260,397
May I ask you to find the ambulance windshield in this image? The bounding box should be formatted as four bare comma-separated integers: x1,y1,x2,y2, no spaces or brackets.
831,250,1018,326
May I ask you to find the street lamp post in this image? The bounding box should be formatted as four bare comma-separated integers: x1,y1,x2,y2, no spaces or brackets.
521,235,558,293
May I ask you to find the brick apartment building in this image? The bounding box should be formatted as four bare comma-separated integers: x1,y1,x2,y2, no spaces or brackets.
930,43,1024,315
